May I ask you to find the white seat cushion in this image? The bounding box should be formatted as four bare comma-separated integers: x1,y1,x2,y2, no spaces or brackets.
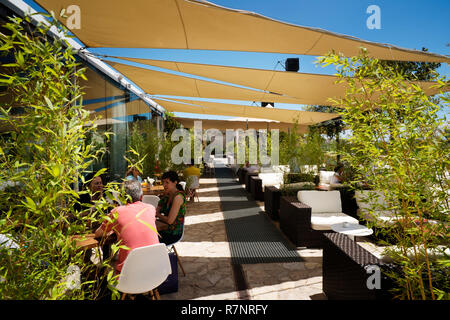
319,171,336,184
311,212,359,230
300,165,318,174
273,165,290,174
297,190,342,213
259,172,284,187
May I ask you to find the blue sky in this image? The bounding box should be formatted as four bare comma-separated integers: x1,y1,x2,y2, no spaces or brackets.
23,0,450,119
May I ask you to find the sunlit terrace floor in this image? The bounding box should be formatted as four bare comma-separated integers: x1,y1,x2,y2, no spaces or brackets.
161,166,327,300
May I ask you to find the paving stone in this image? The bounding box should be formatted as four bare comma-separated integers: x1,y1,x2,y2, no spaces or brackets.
160,172,327,300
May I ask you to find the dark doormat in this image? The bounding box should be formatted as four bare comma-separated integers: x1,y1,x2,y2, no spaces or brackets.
215,167,302,264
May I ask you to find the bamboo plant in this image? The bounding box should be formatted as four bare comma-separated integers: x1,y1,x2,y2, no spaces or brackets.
318,50,449,299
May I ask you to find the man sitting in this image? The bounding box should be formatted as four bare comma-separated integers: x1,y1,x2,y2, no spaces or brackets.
95,180,159,274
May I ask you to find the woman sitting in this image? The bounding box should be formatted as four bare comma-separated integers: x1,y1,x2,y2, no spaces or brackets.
155,171,187,245
125,166,143,183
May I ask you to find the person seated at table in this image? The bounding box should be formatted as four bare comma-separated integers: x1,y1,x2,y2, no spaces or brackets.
183,160,201,202
72,172,116,229
330,163,344,185
125,166,143,183
95,180,159,275
155,171,187,245
247,162,260,173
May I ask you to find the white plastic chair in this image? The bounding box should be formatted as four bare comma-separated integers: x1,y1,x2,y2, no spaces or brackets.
179,181,186,190
116,243,171,300
165,227,186,277
142,195,160,208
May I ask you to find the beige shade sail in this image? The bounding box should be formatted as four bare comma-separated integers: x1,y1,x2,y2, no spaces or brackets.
117,57,449,101
35,0,449,62
89,98,152,121
108,62,306,104
152,98,339,124
174,117,308,133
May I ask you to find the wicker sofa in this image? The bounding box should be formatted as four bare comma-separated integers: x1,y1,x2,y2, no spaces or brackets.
264,185,282,220
250,172,284,201
279,190,359,248
244,170,259,193
250,176,263,201
322,232,394,300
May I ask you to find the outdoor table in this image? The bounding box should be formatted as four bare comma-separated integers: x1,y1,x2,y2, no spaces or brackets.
143,185,165,196
71,233,99,251
331,222,373,241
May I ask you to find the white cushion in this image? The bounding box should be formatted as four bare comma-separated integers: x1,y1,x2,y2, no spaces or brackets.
297,190,342,213
259,172,283,187
319,171,336,184
273,165,290,174
311,212,359,230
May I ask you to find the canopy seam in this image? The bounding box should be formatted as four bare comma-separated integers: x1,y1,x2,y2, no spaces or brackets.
304,33,324,55
174,0,190,49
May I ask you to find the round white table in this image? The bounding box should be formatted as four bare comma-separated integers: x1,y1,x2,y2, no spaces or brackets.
330,222,373,241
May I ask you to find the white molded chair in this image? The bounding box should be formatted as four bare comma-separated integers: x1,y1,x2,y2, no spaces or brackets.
165,227,186,277
116,243,171,300
142,195,160,208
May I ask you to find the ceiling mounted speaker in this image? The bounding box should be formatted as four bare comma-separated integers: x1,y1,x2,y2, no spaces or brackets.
261,102,274,108
285,58,299,72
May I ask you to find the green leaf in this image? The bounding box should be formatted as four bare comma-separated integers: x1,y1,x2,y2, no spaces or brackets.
44,96,54,109
16,51,24,66
1,63,19,67
23,196,37,211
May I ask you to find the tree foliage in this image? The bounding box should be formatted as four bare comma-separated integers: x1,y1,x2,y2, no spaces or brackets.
318,49,449,300
0,14,123,299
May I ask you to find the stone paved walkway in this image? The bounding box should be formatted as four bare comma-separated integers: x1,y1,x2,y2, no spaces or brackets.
161,167,327,300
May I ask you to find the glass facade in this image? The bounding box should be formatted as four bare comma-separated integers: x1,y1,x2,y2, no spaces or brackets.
79,61,163,183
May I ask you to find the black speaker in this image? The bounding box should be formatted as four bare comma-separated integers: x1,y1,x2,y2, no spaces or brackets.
261,102,274,107
285,58,299,72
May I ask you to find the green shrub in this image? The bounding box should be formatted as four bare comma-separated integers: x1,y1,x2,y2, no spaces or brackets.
319,49,449,300
0,14,121,299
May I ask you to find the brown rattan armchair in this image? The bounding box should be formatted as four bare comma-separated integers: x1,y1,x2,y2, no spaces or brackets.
279,196,330,247
250,176,264,201
264,185,282,220
322,232,394,300
279,191,358,248
244,171,259,193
